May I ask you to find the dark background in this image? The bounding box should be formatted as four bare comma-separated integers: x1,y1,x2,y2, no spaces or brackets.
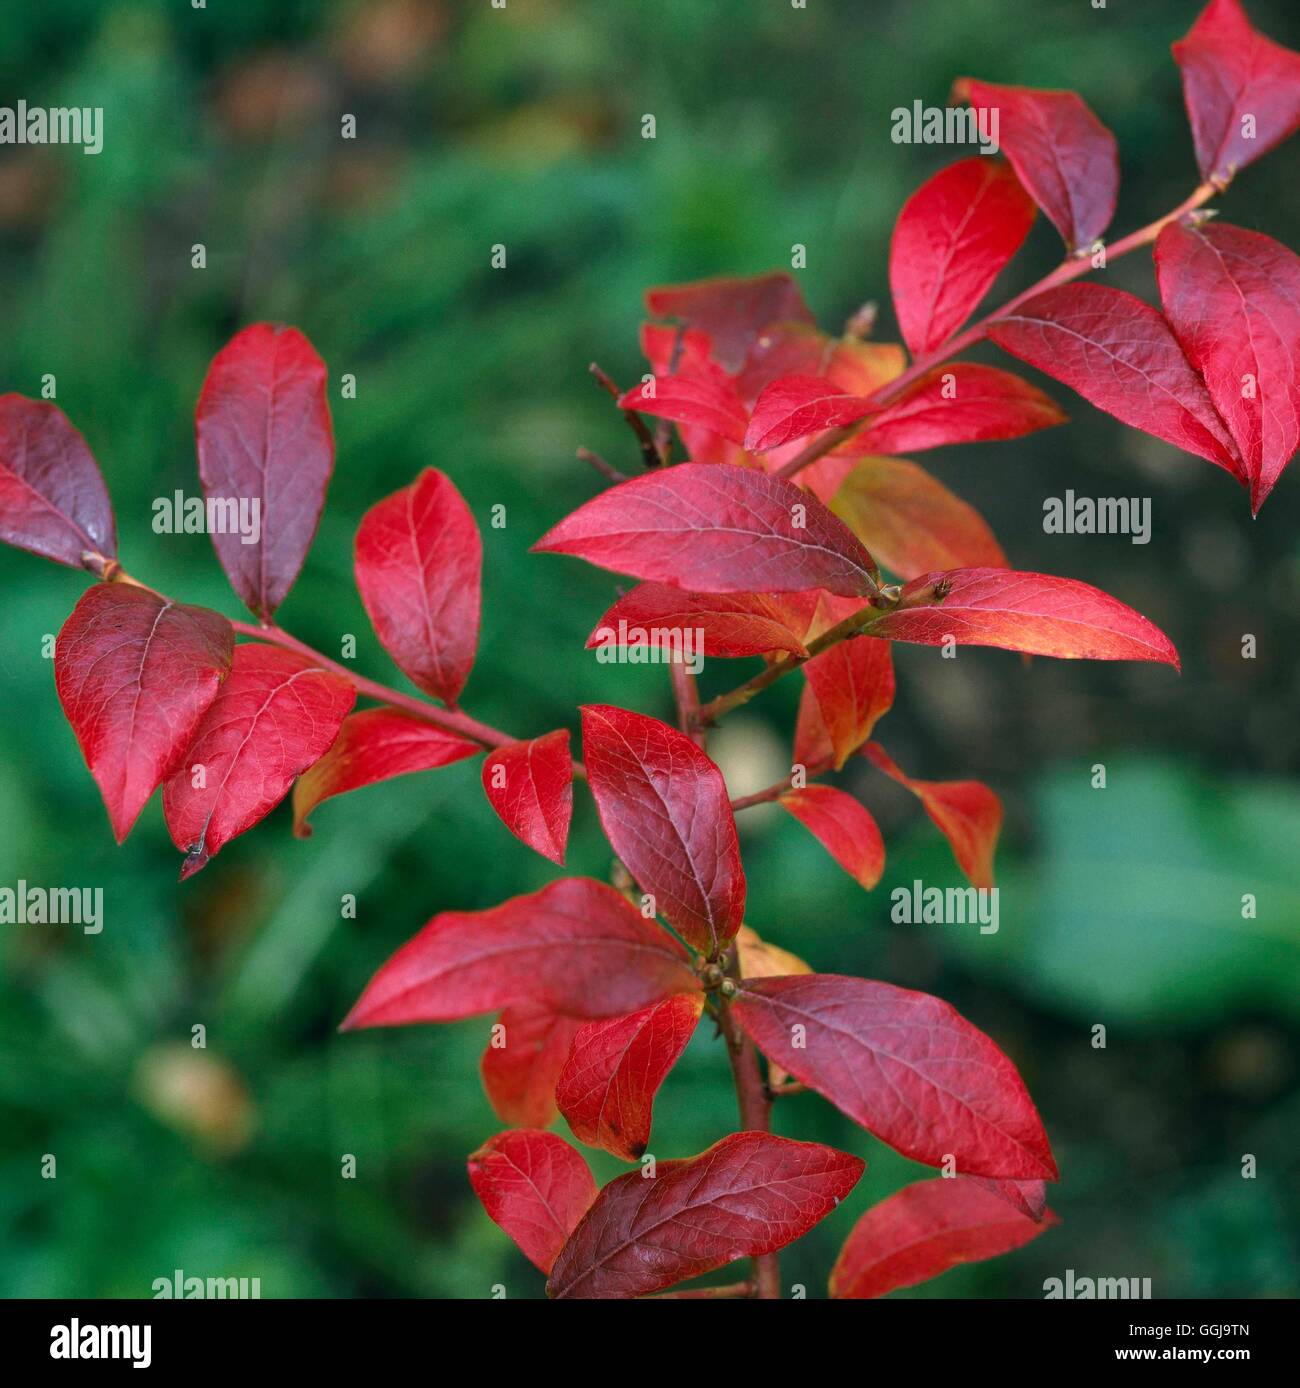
0,0,1296,1298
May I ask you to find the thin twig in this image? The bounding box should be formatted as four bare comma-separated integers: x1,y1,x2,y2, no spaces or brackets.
590,361,663,469
577,447,629,484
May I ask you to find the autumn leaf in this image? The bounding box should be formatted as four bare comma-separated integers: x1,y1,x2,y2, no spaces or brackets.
532,463,880,598
354,466,482,705
55,583,233,842
847,364,1065,456
581,705,745,955
890,157,1036,356
1173,0,1300,185
733,974,1057,1180
861,741,1002,889
987,282,1242,477
744,374,878,452
195,324,333,622
341,878,699,1030
1155,220,1300,512
953,79,1119,252
799,634,895,769
547,1132,864,1298
0,395,116,570
556,993,704,1161
618,366,749,446
645,272,815,372
468,1130,597,1275
162,643,355,878
587,583,808,660
830,1176,1057,1298
481,730,574,866
780,785,886,890
292,706,478,837
865,566,1180,668
480,1004,583,1130
831,456,1007,581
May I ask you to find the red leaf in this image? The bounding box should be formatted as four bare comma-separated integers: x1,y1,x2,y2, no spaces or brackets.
162,643,355,878
0,395,116,569
480,1004,582,1130
481,730,574,866
744,375,878,453
556,993,704,1161
1173,0,1300,184
581,705,745,955
793,681,835,770
987,282,1242,475
340,878,699,1030
1155,220,1300,512
468,1130,597,1275
618,366,748,447
779,785,886,891
831,456,1007,581
830,1176,1057,1299
861,742,1002,890
587,583,808,660
890,158,1036,357
195,324,333,622
800,635,895,769
849,364,1065,456
645,272,815,372
968,1175,1051,1223
291,706,478,837
547,1132,864,1299
640,323,714,377
733,974,1057,1180
54,583,233,842
865,566,1181,668
532,462,879,598
354,466,482,705
954,80,1119,252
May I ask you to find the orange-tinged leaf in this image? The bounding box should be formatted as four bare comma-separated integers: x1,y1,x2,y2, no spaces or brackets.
480,1004,582,1130
862,741,1002,890
866,566,1180,668
831,456,1007,581
734,924,812,980
800,635,895,769
780,784,886,890
830,1176,1057,1298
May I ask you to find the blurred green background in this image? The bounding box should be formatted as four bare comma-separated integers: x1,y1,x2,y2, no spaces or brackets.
1,0,1297,1299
